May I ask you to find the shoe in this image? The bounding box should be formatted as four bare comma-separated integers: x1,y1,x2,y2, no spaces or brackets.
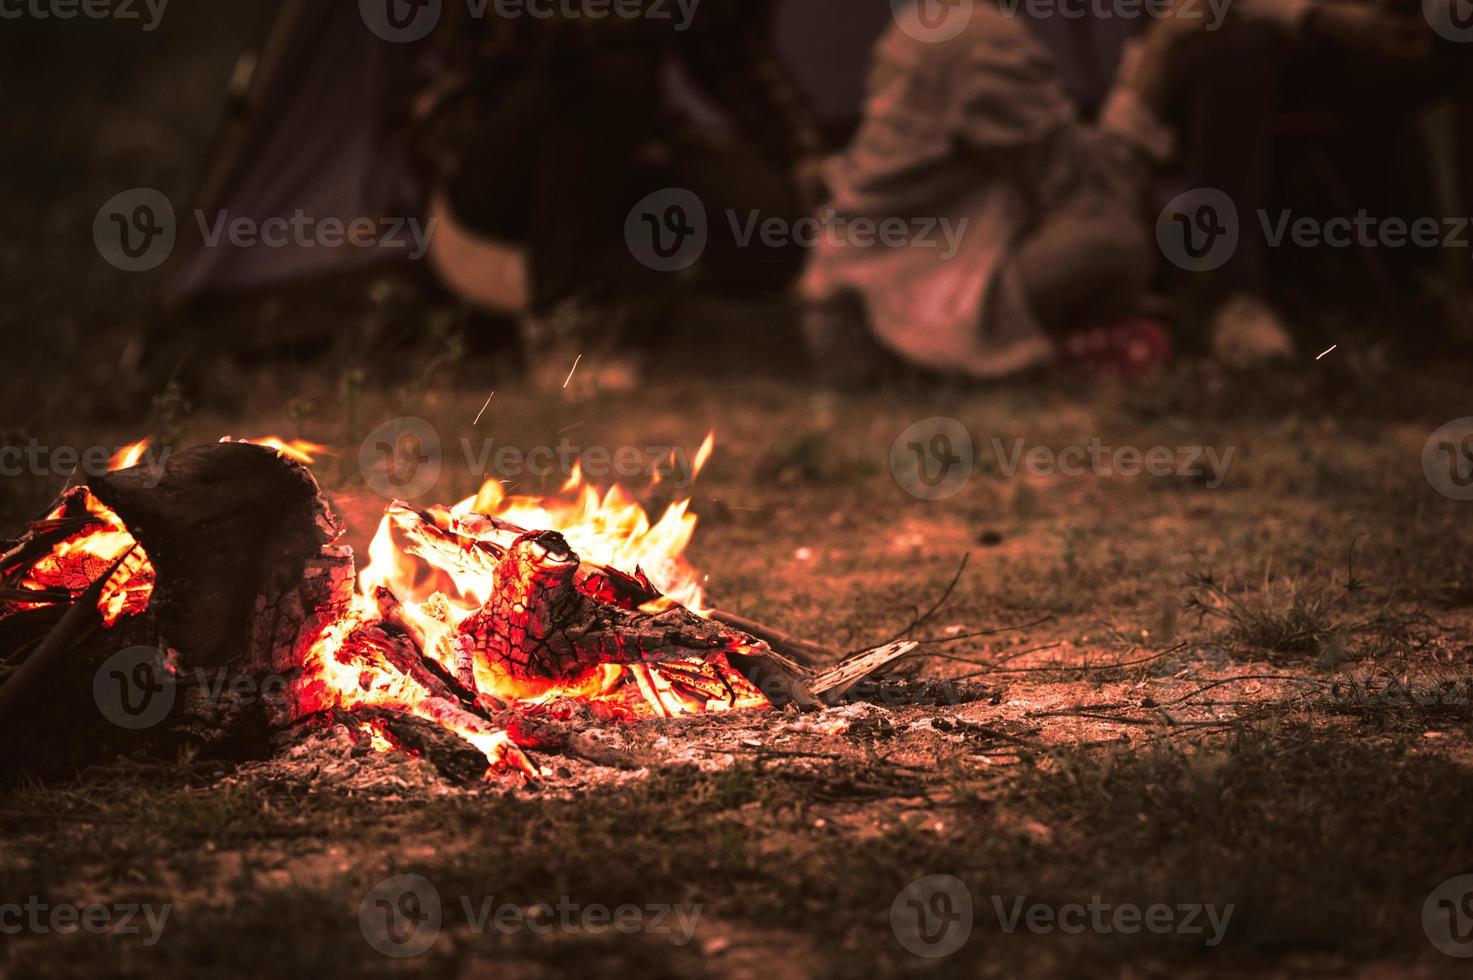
1055,316,1174,382
1209,294,1296,369
799,291,889,388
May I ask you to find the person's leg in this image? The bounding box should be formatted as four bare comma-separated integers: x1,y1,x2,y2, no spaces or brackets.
528,50,665,312
1167,21,1295,318
1013,204,1152,335
443,70,543,248
674,134,807,297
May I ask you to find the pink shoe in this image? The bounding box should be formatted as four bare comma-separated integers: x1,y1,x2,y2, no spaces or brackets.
1054,316,1173,381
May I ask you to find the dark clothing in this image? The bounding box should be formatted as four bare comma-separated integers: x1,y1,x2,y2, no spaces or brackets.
443,0,822,310
1169,17,1473,310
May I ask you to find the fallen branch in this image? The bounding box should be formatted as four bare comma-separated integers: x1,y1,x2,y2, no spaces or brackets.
709,609,828,666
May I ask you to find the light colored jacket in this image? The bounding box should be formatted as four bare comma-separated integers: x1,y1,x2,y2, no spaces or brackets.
802,2,1174,378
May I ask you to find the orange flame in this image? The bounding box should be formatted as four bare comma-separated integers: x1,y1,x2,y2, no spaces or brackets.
109,440,149,471
225,436,333,465
18,493,153,626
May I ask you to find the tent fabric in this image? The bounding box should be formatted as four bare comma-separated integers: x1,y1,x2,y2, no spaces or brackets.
168,1,426,300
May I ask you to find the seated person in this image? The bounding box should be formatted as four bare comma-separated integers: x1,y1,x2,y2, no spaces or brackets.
800,0,1436,383
431,0,826,389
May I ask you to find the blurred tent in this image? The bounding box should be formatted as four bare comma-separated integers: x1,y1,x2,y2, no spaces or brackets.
168,0,895,307
166,0,429,304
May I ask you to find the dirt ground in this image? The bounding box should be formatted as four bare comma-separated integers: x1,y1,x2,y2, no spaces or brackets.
2,336,1471,979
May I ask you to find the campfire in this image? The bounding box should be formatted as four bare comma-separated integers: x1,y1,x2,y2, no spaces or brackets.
0,438,913,783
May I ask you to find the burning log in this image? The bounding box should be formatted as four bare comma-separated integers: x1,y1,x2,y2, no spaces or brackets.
87,442,344,674
457,530,747,681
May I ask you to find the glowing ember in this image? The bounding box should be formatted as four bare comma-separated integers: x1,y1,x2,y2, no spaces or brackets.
17,492,153,627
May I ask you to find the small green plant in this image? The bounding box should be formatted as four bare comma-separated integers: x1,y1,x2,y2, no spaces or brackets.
1185,547,1432,660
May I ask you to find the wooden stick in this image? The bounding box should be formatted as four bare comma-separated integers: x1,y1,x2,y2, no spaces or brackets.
1,517,103,581
0,547,134,729
709,609,831,667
